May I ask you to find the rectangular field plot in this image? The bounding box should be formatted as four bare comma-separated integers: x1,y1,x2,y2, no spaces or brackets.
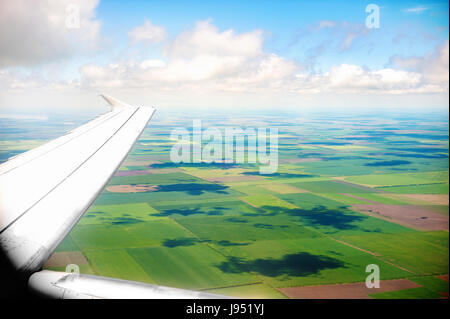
313,193,372,205
182,168,254,179
209,237,411,288
239,195,298,210
259,183,309,194
84,250,156,284
71,219,195,250
151,200,260,218
377,183,449,194
93,184,243,205
225,183,275,196
291,181,373,194
108,172,203,186
278,193,347,209
126,244,259,290
342,193,412,205
308,192,412,205
350,204,449,231
344,171,449,187
79,203,159,225
384,194,449,207
339,231,449,275
175,214,323,243
54,234,80,252
237,171,318,181
298,160,387,176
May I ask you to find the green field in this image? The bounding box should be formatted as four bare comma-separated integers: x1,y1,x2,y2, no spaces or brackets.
378,183,449,194
344,171,449,187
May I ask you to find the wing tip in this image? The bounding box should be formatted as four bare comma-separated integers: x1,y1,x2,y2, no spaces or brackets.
100,94,157,112
100,94,129,109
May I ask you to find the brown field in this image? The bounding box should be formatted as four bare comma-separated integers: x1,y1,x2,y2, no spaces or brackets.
278,279,421,299
351,204,449,230
260,183,309,194
44,251,88,268
106,184,160,193
341,193,377,204
437,274,449,282
335,180,382,192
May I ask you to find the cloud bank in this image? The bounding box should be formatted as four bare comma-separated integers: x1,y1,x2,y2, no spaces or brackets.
80,20,448,96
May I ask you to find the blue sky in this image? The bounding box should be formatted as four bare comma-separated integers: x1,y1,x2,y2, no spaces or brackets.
0,0,448,111
96,0,448,66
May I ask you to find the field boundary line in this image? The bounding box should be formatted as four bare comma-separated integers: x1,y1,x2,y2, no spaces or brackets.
379,259,415,274
329,237,416,274
329,237,378,256
199,281,264,291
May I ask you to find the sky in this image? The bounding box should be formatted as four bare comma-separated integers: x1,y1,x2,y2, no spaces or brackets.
0,0,448,113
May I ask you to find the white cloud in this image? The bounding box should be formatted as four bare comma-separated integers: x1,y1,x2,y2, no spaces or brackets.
128,20,167,46
338,22,368,51
0,0,101,68
166,20,263,58
405,6,428,13
325,64,423,93
140,59,166,69
390,41,449,86
315,20,336,31
79,19,446,96
341,33,357,51
82,20,298,90
296,21,369,52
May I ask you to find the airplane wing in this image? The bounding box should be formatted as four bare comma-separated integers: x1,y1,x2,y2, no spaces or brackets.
0,95,225,299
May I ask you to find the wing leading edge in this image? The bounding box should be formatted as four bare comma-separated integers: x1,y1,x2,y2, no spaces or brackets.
0,95,155,273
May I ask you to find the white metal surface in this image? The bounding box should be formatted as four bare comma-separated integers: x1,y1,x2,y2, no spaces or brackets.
29,270,227,299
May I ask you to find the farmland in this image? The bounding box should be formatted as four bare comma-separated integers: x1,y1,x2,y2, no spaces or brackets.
1,108,448,299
